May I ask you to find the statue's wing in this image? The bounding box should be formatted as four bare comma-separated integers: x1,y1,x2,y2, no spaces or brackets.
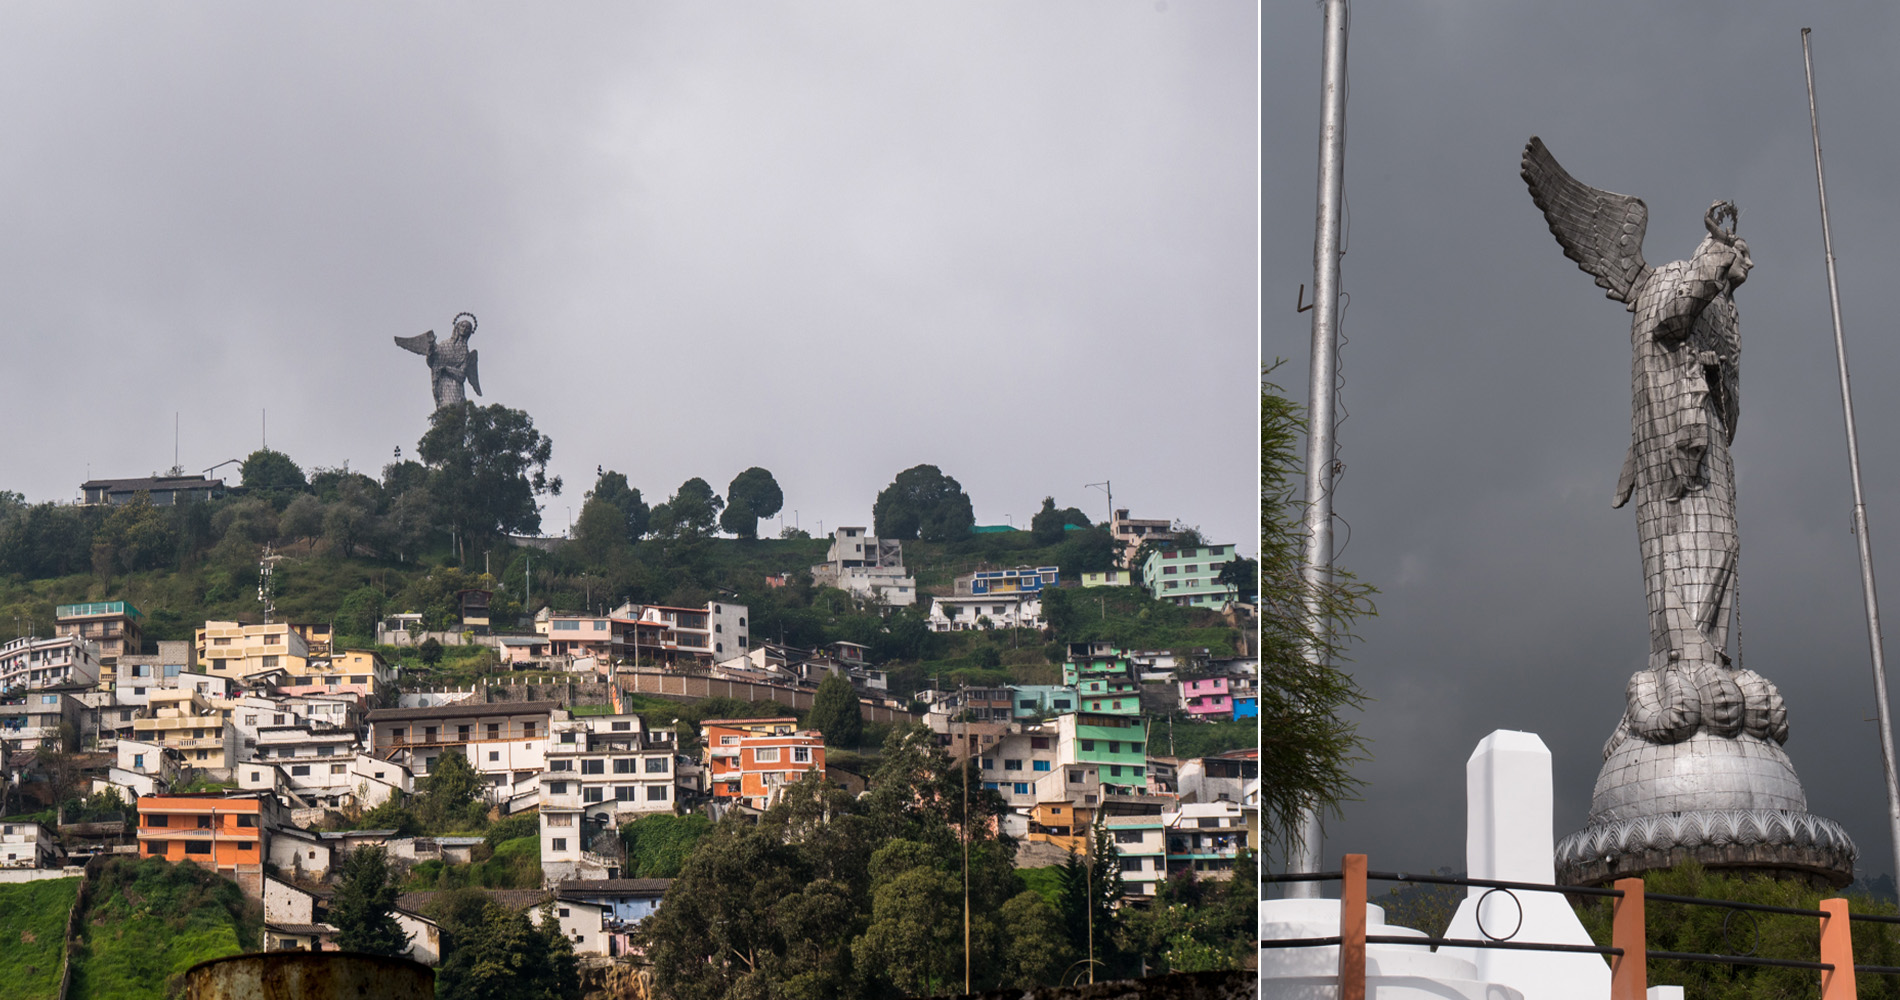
1522,137,1654,306
394,331,436,357
466,348,482,397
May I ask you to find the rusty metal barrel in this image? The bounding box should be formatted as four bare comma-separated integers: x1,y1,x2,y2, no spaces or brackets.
183,952,434,1000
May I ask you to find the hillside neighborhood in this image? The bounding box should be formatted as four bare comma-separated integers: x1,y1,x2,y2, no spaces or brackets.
0,467,1259,998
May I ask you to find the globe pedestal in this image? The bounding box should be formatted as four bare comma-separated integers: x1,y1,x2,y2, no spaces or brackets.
1555,733,1855,887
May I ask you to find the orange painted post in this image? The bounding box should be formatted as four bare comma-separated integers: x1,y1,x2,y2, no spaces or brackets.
1610,877,1647,1000
1819,897,1856,1000
1338,854,1367,1000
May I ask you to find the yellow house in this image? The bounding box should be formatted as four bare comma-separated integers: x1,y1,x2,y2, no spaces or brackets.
196,622,310,678
132,690,235,772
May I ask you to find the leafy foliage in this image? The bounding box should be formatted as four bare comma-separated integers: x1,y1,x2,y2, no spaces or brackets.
588,470,651,542
240,448,308,501
414,748,488,832
873,464,976,542
1029,496,1092,545
430,894,579,1000
417,402,562,554
332,845,411,955
650,477,723,539
1262,366,1373,851
1574,861,1900,999
807,670,865,748
721,467,783,539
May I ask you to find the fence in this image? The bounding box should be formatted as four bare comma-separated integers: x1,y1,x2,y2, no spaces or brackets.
1264,854,1872,999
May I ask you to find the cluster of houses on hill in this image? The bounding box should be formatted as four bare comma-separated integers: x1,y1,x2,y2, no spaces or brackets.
0,510,1256,968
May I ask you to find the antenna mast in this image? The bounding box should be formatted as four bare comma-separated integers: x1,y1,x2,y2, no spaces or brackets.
1289,0,1351,895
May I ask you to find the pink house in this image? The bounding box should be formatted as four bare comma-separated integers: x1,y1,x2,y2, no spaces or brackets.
1179,677,1233,720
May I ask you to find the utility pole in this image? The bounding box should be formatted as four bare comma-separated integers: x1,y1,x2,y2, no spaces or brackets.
962,721,972,994
1289,0,1351,896
1803,27,1900,898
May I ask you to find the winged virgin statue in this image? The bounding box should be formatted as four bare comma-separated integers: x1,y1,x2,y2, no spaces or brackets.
394,312,482,410
1521,137,1782,751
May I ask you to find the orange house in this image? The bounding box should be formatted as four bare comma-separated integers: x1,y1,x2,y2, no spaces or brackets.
136,793,276,896
701,718,825,808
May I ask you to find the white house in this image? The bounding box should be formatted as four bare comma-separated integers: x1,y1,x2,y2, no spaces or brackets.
809,527,917,606
926,594,1044,632
540,710,678,883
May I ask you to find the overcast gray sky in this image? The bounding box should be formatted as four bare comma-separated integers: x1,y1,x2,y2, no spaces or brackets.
0,4,1257,552
1269,1,1900,880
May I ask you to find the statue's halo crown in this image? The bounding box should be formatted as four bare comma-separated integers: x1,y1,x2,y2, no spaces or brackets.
453,311,478,335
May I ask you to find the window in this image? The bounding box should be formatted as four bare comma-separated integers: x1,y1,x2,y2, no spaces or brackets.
547,782,569,794
552,838,568,851
147,814,169,827
1109,765,1123,777
646,785,668,801
41,694,57,705
1108,742,1121,754
1030,737,1051,750
553,620,579,630
1033,760,1051,772
1013,783,1029,794
261,655,280,668
250,771,261,782
425,726,438,742
550,760,573,772
458,725,471,740
292,765,310,776
547,813,573,826
244,714,257,725
489,751,500,762
719,736,738,746
318,746,334,756
392,728,406,741
197,816,213,829
185,841,211,855
644,757,669,773
1130,743,1143,754
583,788,604,803
331,764,346,775
1053,699,1071,709
197,750,209,761
486,723,501,740
1003,759,1023,771
611,721,631,731
792,746,810,764
613,758,635,774
1080,740,1094,752
614,786,637,801
133,754,145,768
581,759,605,775
1133,766,1145,777
754,747,780,763
1115,830,1144,844
560,733,576,744
523,722,537,738
594,620,607,631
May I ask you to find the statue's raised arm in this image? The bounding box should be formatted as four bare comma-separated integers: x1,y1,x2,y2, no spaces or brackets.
1521,136,1655,308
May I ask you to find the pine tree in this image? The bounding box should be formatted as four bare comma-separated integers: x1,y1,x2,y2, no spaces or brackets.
807,671,864,747
331,845,411,956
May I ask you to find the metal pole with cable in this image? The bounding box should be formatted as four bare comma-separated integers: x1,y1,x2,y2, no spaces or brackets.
1289,0,1349,897
1803,27,1900,897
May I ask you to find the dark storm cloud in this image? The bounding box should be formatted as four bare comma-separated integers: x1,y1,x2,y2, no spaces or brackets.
0,4,1257,551
1268,2,1900,877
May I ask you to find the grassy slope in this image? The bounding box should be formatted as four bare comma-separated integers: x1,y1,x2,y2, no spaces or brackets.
69,859,261,1000
0,877,80,1000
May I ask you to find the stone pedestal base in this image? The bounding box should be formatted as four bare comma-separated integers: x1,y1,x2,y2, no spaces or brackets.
1555,733,1855,887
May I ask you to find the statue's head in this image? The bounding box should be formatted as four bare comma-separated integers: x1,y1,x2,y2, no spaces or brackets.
1695,201,1752,289
452,312,478,340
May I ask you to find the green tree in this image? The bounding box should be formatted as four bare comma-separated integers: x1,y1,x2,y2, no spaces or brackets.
637,820,821,1000
433,898,579,1000
854,843,965,996
1030,496,1092,545
588,469,650,541
336,586,386,640
650,477,723,539
572,496,633,565
92,494,180,573
241,448,308,503
873,464,976,541
418,636,444,665
1217,556,1259,604
723,467,783,538
807,671,864,748
280,494,325,541
999,890,1073,988
1057,824,1124,976
418,402,562,557
1263,366,1374,850
331,845,412,956
415,748,485,831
